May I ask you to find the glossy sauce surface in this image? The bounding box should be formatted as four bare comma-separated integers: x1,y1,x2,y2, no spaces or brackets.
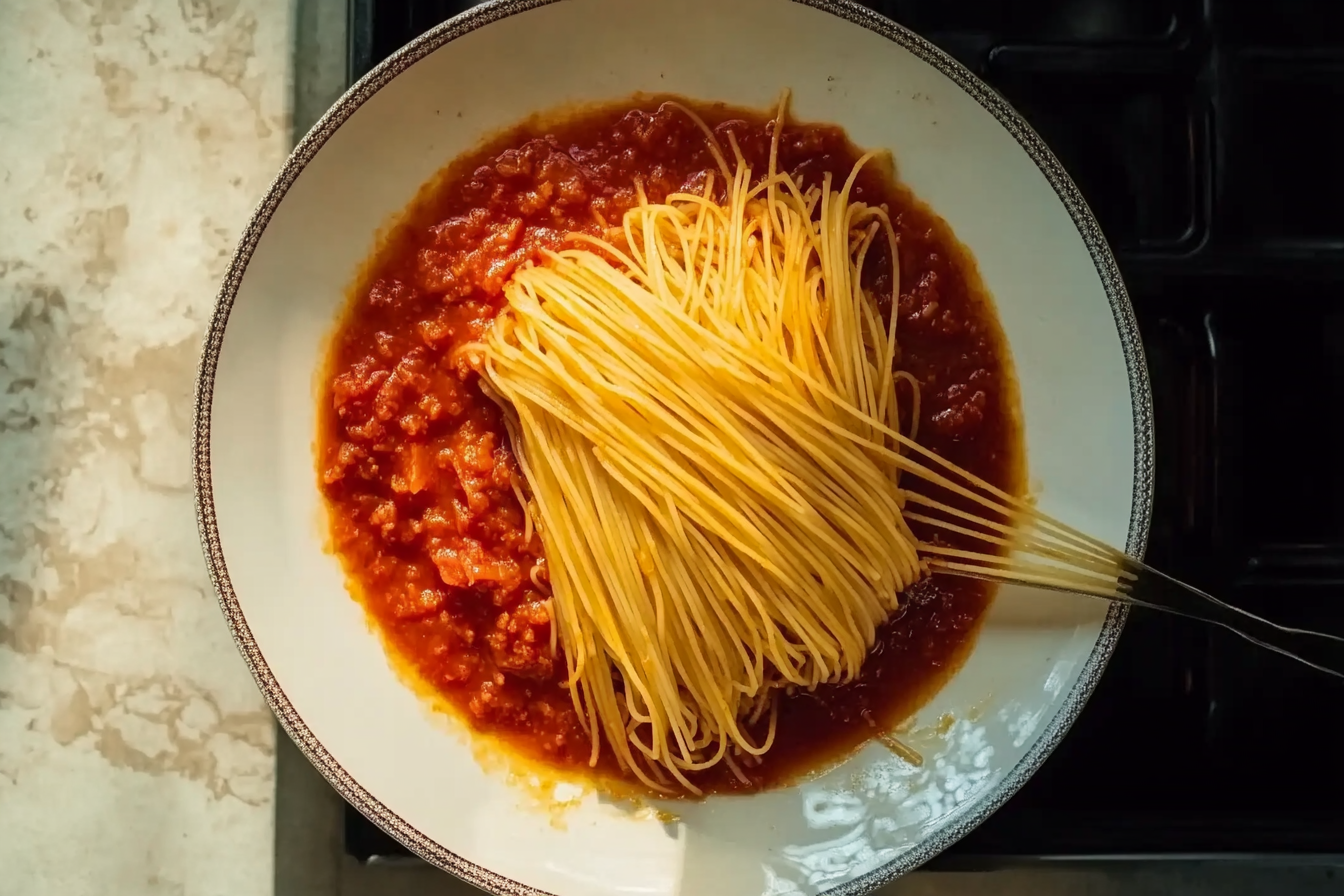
318,99,1021,794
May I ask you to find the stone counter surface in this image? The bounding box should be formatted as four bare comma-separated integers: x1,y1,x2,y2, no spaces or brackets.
0,1,289,893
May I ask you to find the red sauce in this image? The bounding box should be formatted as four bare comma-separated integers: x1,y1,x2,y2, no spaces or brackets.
318,98,1022,795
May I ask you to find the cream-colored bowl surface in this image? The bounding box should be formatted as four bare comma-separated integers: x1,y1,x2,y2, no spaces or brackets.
193,1,1152,893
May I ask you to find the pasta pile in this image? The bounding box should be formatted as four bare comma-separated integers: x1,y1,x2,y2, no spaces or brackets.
483,99,1129,792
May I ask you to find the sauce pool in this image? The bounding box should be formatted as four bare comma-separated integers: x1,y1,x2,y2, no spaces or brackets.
318,98,1022,795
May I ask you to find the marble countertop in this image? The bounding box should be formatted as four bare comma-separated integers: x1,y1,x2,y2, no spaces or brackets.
0,1,290,893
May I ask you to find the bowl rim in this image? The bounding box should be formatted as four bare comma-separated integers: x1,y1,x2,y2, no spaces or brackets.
192,0,1154,892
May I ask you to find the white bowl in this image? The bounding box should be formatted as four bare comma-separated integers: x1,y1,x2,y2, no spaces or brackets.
193,1,1153,893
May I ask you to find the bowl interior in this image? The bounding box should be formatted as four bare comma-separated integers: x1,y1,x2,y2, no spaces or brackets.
200,1,1145,894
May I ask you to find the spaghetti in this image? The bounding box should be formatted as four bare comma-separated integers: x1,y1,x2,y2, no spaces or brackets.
483,96,1133,792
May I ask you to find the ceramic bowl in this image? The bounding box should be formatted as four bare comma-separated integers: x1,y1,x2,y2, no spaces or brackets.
193,0,1153,893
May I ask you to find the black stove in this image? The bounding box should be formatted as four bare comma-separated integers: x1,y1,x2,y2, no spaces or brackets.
342,0,1344,866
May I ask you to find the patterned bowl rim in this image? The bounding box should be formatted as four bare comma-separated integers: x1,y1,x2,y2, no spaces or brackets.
192,1,1154,893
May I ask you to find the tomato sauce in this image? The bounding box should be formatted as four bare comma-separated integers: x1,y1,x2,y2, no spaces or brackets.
318,98,1021,794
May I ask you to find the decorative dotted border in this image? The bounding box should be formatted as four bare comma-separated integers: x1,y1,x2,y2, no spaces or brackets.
191,1,1154,894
